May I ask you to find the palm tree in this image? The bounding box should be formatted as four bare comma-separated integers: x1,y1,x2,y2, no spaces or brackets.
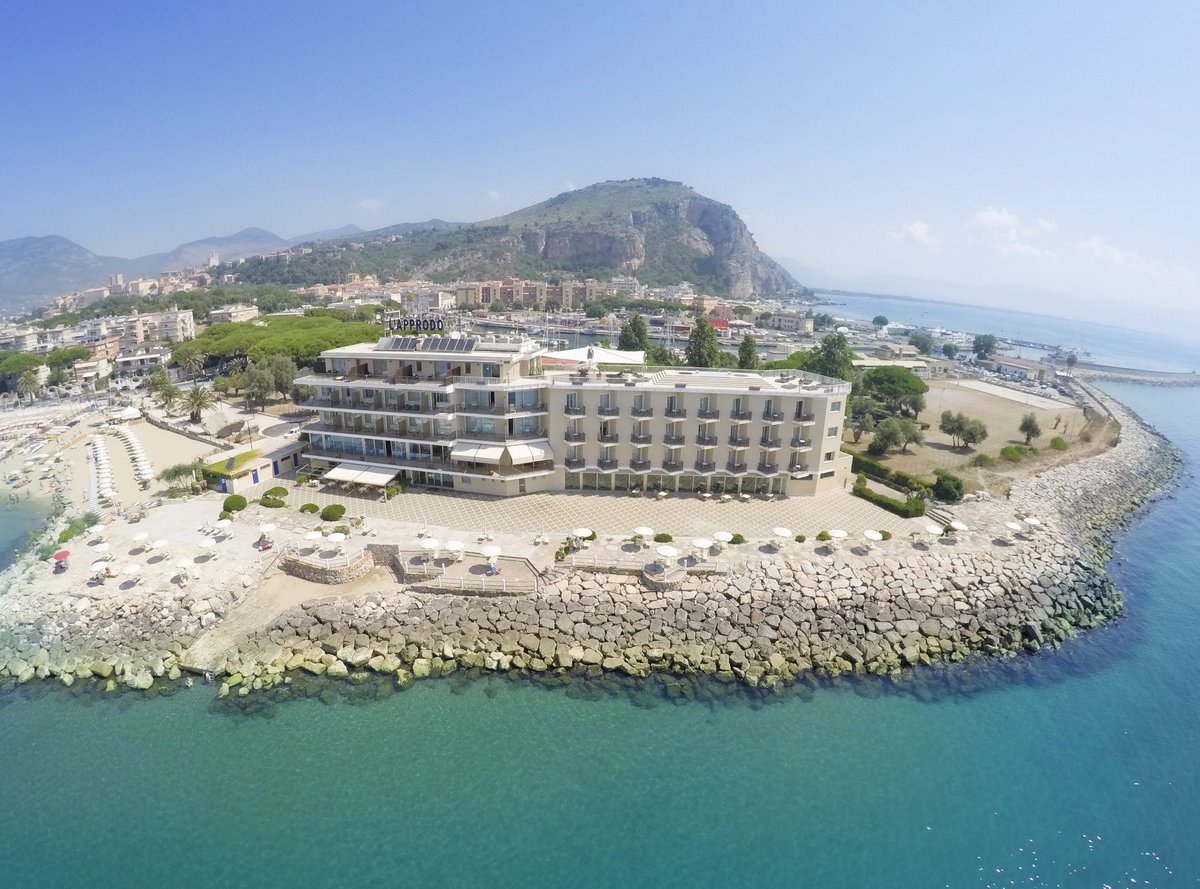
178,350,206,382
17,369,41,404
158,382,182,415
181,385,215,424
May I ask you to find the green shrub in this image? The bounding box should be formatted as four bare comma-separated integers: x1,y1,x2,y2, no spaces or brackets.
554,546,567,562
849,451,929,495
384,483,402,499
1050,436,1068,450
851,486,927,518
260,496,286,508
795,534,807,543
37,541,59,561
223,494,248,512
730,533,747,545
320,504,346,522
1000,446,1022,462
299,503,319,514
971,453,994,467
295,474,310,486
880,529,892,541
816,530,832,541
652,532,673,543
333,525,351,535
853,472,869,495
931,469,964,503
1079,430,1093,443
219,510,232,520
264,486,287,498
55,512,100,545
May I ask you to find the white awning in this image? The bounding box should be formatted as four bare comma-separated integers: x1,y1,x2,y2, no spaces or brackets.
506,442,554,464
324,462,370,483
352,466,398,487
450,444,505,465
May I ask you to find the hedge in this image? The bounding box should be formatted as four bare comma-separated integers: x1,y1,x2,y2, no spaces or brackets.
652,532,673,543
1050,436,1067,451
299,503,320,514
320,504,346,522
260,496,286,508
264,486,288,498
851,486,926,518
223,494,248,512
849,451,929,494
1000,446,1022,462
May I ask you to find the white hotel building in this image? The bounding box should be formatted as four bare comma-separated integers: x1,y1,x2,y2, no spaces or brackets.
297,334,852,497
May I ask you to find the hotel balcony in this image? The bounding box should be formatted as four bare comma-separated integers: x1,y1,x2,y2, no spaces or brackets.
794,411,815,422
665,407,687,419
631,431,652,444
663,432,685,445
698,407,720,420
662,460,685,473
457,402,547,416
694,459,716,473
726,460,748,474
696,433,718,446
458,428,548,442
760,438,782,450
762,410,784,423
631,405,654,417
757,461,781,474
597,405,620,417
790,437,811,449
728,434,750,447
564,404,586,417
565,456,584,470
630,458,651,472
598,431,619,444
598,458,619,471
565,429,585,443
730,408,753,421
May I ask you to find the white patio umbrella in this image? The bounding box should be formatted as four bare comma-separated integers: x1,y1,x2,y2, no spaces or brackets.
92,542,110,555
304,530,324,541
259,523,277,533
197,537,216,550
925,524,944,537
174,558,193,571
90,560,109,572
1004,521,1024,533
444,540,465,553
122,563,141,576
633,526,655,538
713,531,733,544
828,529,848,540
691,537,714,551
327,532,347,544
481,544,502,562
215,518,232,530
150,538,169,550
772,526,793,540
950,520,969,533
1024,517,1042,528
572,527,593,539
132,531,149,543
864,529,884,543
419,536,440,551
655,544,678,561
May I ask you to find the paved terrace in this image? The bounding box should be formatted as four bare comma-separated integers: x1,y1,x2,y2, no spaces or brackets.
261,476,931,572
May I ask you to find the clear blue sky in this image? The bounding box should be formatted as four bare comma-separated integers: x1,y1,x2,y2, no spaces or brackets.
2,0,1196,320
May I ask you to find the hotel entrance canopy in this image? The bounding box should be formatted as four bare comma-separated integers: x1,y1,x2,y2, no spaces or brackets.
324,461,399,486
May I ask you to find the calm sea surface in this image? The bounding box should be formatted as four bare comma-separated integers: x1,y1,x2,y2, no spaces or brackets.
2,325,1199,886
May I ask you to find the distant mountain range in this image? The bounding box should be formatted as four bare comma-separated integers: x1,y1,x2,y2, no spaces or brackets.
0,178,799,311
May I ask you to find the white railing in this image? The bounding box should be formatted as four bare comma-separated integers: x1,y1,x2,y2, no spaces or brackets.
280,541,367,570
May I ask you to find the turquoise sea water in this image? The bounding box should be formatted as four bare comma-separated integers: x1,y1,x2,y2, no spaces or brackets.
0,381,1198,886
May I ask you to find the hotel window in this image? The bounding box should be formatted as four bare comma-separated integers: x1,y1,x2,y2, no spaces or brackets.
827,427,839,437
824,451,835,462
831,400,842,412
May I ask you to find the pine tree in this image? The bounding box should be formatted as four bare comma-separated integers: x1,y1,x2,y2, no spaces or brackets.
684,318,720,368
737,334,759,369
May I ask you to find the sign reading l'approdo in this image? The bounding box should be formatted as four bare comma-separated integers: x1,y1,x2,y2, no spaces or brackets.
383,314,445,332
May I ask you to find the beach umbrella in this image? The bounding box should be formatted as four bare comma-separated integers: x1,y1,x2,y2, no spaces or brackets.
123,563,140,576
328,532,347,544
950,520,969,533
215,519,232,530
132,531,149,543
174,558,193,571
828,529,848,540
925,524,943,536
197,537,216,550
444,540,465,553
633,525,655,538
90,560,109,572
53,550,70,561
655,544,678,561
419,536,440,550
572,527,593,539
864,529,884,543
150,538,168,550
92,542,110,554
713,531,734,544
772,526,793,541
481,544,502,560
1004,521,1024,533
691,537,714,550
304,530,323,541
259,523,277,533
1024,517,1042,528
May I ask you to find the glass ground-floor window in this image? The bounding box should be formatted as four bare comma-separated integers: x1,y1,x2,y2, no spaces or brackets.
565,471,580,490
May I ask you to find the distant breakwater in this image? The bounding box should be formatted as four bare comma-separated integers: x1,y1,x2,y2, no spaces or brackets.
0,390,1179,701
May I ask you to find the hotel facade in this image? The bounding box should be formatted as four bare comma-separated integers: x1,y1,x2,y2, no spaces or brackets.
297,335,852,498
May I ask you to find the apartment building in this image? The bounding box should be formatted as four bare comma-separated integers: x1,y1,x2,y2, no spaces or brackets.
297,334,851,498
764,312,815,335
210,304,260,324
